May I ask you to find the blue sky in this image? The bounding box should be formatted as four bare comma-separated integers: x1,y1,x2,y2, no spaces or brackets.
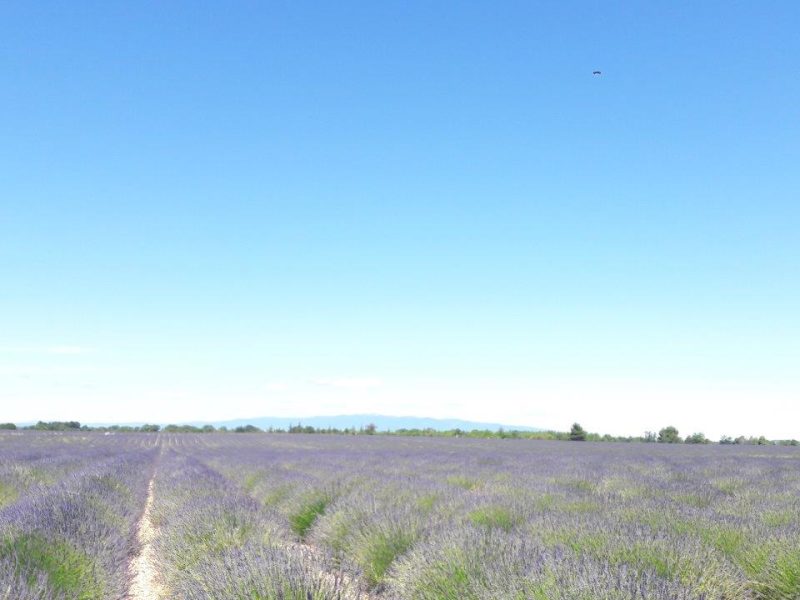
1,2,798,438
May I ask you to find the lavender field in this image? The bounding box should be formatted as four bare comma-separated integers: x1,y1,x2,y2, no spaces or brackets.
1,432,799,599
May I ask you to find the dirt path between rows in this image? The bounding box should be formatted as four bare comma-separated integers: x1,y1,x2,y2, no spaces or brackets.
127,470,164,599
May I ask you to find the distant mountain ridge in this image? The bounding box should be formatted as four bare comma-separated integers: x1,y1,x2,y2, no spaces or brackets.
25,415,539,432
198,414,541,432
74,414,540,432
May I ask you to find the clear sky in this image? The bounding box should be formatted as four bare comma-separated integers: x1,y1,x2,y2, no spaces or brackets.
1,2,798,439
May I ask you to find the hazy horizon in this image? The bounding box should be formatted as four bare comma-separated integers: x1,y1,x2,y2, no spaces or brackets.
2,2,798,440
10,413,542,431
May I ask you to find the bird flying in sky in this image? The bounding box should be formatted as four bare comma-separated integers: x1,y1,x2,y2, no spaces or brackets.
593,70,602,75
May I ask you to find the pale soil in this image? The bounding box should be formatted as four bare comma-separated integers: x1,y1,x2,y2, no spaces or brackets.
127,477,164,600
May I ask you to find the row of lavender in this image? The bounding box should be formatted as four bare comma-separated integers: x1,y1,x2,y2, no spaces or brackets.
2,433,798,598
0,433,156,599
156,435,800,599
148,448,361,599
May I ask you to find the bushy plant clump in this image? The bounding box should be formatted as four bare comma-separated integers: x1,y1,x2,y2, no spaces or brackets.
177,542,353,600
0,434,154,598
148,451,360,599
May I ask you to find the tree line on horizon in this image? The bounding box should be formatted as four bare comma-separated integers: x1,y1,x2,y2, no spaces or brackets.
1,420,797,446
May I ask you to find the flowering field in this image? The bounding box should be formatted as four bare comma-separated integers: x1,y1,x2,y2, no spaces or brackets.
1,432,798,599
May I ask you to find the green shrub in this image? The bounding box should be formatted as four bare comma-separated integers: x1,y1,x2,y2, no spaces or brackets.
0,481,18,508
356,529,416,587
174,510,258,570
289,494,329,538
468,506,517,532
0,534,104,599
413,557,477,600
446,475,479,490
744,546,800,599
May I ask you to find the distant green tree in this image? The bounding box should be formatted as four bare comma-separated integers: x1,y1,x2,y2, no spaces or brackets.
234,424,261,433
363,423,377,435
643,431,657,443
734,435,771,445
31,421,81,431
201,425,215,433
0,423,17,430
163,424,202,433
140,424,160,432
658,426,681,443
685,432,709,444
719,435,734,445
569,423,587,441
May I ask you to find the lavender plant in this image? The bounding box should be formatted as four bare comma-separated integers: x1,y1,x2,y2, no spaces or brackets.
0,434,155,599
